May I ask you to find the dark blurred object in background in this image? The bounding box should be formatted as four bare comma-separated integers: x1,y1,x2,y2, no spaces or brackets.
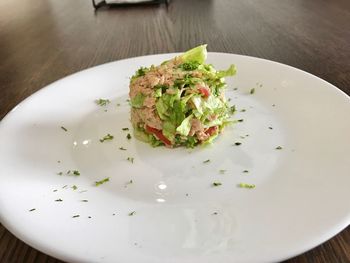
92,0,169,9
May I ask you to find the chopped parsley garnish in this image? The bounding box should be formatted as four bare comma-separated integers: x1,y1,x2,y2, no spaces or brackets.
240,109,246,112
122,128,129,131
72,185,78,190
62,185,68,189
95,177,110,186
53,189,58,192
180,61,200,71
72,215,80,218
135,67,148,77
250,88,255,94
203,159,210,163
29,208,36,212
61,126,68,132
128,211,136,216
95,98,110,106
237,119,244,122
63,170,80,176
126,133,132,140
229,105,236,114
100,134,114,142
238,183,255,189
55,199,63,202
125,179,133,186
219,169,226,174
127,157,134,163
119,147,127,151
234,142,242,146
275,146,283,150
212,181,222,187
243,170,249,173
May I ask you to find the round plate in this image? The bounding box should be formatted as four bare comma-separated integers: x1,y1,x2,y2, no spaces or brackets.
0,53,349,263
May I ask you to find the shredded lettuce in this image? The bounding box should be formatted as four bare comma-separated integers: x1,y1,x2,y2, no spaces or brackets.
203,96,224,111
205,118,224,128
156,98,169,120
191,96,204,115
130,44,237,148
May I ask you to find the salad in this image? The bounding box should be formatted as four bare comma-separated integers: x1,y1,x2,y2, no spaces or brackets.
129,45,236,148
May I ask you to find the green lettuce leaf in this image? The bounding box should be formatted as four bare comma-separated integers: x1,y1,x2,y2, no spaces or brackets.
176,115,193,136
156,98,169,120
180,94,194,106
162,121,176,141
131,93,146,108
191,95,204,115
203,133,219,145
205,118,224,128
155,87,162,98
203,95,224,111
134,128,151,143
169,100,185,126
180,45,207,64
155,90,182,121
216,65,236,78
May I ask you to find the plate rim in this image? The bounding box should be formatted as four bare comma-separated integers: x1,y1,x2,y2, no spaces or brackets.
0,52,349,263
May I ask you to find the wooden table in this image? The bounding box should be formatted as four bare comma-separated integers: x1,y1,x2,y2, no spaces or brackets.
0,0,349,262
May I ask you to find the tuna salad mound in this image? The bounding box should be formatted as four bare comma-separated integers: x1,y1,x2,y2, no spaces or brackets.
129,45,236,148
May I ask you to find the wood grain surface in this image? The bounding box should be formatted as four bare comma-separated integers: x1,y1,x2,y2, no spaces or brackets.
0,0,349,262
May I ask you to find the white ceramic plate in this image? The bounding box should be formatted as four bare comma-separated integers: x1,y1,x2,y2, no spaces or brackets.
0,53,349,263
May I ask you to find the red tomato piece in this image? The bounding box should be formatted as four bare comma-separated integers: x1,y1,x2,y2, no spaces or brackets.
198,87,210,98
145,125,172,146
205,126,218,136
